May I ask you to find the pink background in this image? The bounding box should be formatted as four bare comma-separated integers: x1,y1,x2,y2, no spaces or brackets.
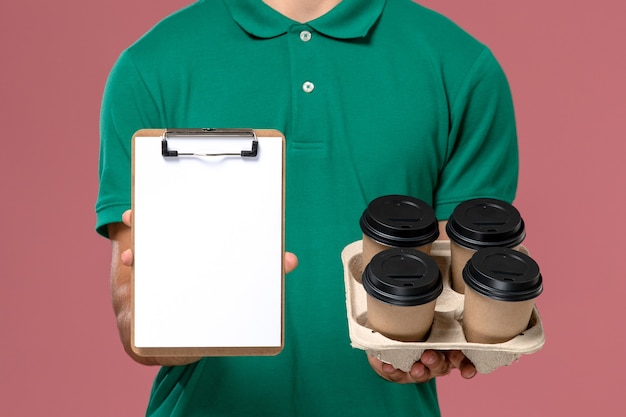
1,1,624,415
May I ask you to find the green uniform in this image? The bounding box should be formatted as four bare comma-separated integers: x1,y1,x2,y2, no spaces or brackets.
96,0,518,415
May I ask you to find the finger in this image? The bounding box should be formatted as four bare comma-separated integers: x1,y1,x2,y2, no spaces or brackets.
445,350,477,379
367,355,412,383
457,357,477,379
121,248,134,266
445,350,466,369
459,362,477,379
381,362,415,383
122,209,132,227
408,361,431,383
284,252,298,274
418,350,450,378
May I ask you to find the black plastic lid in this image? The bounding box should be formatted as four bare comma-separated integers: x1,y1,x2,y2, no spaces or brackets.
362,248,443,306
463,247,543,302
360,195,439,247
446,198,525,249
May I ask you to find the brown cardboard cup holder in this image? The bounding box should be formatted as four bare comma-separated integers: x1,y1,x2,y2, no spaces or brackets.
342,240,545,374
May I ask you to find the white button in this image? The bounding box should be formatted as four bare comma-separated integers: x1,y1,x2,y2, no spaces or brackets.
300,30,312,42
302,81,315,93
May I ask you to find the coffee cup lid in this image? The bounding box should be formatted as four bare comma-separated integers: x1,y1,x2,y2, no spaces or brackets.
360,195,439,247
362,248,443,306
446,198,525,249
463,247,543,302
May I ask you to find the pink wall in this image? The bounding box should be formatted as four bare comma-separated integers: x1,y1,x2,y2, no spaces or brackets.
1,1,624,415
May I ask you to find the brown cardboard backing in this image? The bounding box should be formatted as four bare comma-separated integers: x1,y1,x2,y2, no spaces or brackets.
342,240,545,374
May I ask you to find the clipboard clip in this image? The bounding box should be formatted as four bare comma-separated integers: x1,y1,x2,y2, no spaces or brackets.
161,128,258,158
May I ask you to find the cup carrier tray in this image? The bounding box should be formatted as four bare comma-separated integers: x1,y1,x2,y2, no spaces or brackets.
342,240,545,374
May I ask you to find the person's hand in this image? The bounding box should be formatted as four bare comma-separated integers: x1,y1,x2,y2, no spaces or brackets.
367,350,477,383
119,209,299,272
119,209,134,266
112,209,299,366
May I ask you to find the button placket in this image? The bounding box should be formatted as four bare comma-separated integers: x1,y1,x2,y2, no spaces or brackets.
289,25,325,148
295,27,315,95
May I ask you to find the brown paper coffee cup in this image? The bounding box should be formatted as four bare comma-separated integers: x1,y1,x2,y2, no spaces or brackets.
358,195,439,283
366,296,437,342
362,248,443,342
359,235,433,282
461,247,542,344
449,240,476,293
447,198,526,293
463,286,536,344
450,241,522,294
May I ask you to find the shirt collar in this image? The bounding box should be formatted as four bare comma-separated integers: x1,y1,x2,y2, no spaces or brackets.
222,0,386,39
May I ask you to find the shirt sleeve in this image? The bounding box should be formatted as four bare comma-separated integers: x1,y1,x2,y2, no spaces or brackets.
95,49,161,238
433,47,519,221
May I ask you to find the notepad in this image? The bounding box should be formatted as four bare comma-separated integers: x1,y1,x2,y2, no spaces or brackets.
131,129,285,357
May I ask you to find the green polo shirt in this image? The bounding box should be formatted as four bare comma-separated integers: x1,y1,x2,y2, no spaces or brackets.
97,0,518,416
